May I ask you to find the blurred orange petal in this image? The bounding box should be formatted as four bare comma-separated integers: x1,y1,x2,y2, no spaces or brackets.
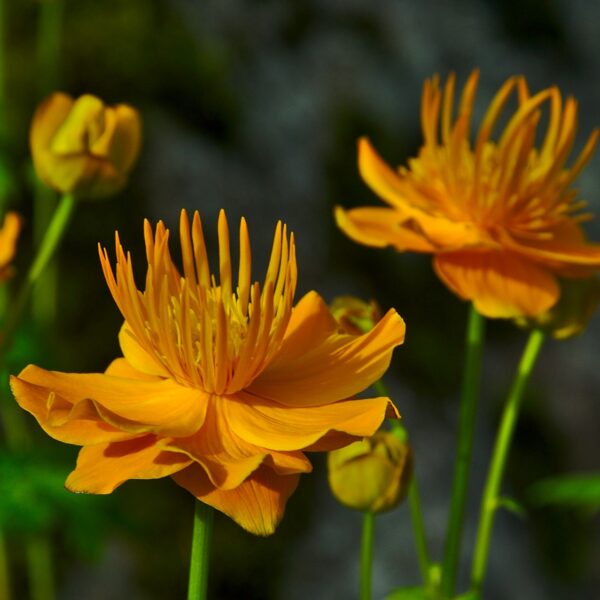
434,250,559,318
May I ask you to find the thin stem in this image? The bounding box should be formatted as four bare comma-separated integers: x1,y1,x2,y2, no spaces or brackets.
441,305,486,597
25,535,55,600
32,0,64,326
374,379,433,587
187,501,214,600
360,511,375,600
0,531,11,600
0,193,75,355
470,329,545,593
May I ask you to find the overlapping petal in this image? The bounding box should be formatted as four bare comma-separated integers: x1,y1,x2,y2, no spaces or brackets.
12,365,208,437
224,391,397,451
434,250,559,318
249,302,405,406
66,435,192,494
173,464,300,536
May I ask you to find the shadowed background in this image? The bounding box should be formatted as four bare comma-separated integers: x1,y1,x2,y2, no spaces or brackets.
1,0,599,598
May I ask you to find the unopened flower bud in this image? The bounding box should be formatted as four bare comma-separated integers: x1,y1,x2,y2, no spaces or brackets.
514,277,600,340
0,211,21,281
30,92,142,199
327,431,412,513
330,295,382,335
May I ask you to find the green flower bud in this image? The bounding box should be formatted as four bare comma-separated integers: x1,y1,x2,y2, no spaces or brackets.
327,431,412,513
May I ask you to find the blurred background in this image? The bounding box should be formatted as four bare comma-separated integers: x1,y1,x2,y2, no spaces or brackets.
1,0,599,598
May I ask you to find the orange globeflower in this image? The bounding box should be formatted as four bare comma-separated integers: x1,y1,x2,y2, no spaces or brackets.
10,210,405,536
335,71,600,318
0,211,21,281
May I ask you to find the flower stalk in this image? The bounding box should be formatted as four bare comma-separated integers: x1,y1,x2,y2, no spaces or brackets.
441,304,485,596
360,510,375,600
0,193,75,355
187,501,214,600
373,379,433,589
470,329,545,593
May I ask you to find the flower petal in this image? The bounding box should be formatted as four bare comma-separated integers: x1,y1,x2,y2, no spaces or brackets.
224,392,397,451
335,206,436,252
104,357,161,381
172,464,300,536
118,323,170,378
358,137,412,210
249,308,405,406
13,365,208,437
66,435,192,494
499,222,600,267
161,396,267,490
274,291,339,364
9,373,134,445
434,250,559,318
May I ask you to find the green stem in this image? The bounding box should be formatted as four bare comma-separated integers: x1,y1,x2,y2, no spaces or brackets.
441,305,486,597
373,379,433,587
470,329,545,593
360,511,375,600
187,501,214,600
32,0,64,327
25,536,55,600
0,193,75,355
0,531,11,600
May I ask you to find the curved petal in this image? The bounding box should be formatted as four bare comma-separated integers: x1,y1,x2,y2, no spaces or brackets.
172,464,300,536
118,323,170,378
66,435,192,494
358,137,413,210
30,93,74,184
499,222,600,267
110,105,142,173
434,250,559,318
160,396,266,490
104,357,162,381
274,291,339,365
335,205,436,253
9,374,135,445
249,308,405,407
224,391,398,451
14,365,208,437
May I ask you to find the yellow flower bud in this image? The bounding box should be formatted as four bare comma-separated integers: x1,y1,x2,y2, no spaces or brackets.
514,277,600,340
0,211,21,282
330,295,382,335
30,93,142,199
327,431,412,513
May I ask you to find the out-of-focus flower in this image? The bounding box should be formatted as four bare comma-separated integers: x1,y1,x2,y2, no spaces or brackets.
330,295,382,335
515,277,600,339
0,211,21,282
30,93,141,199
328,430,412,513
11,210,405,536
336,71,600,319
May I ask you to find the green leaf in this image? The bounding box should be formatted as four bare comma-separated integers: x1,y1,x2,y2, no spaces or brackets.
527,473,600,511
0,450,110,559
385,587,429,600
496,496,527,518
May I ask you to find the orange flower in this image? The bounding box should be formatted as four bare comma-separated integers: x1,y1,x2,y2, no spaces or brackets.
10,210,405,535
335,71,600,318
30,93,141,199
0,211,21,282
